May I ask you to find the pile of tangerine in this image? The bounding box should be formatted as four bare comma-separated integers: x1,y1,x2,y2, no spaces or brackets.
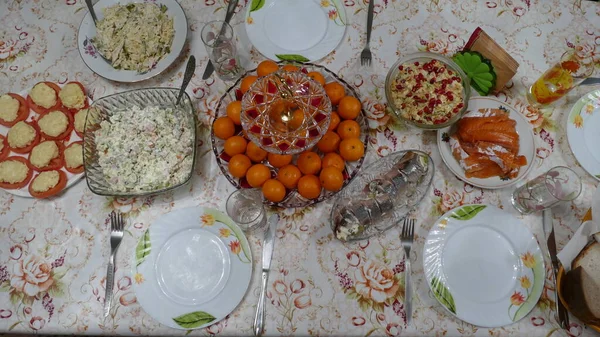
213,60,365,203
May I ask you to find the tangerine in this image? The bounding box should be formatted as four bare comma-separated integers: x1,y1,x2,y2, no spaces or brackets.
338,96,361,120
319,167,344,192
228,154,252,178
307,71,326,86
322,153,346,171
246,141,268,162
297,151,322,175
297,175,322,200
324,82,346,105
328,111,341,132
224,135,248,156
268,153,293,168
246,164,272,188
316,131,341,153
339,138,364,161
281,64,299,72
226,101,242,125
337,120,361,140
257,60,279,77
213,116,236,140
276,164,302,189
240,75,258,94
262,179,286,202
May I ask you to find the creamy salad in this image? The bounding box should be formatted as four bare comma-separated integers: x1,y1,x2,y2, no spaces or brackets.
94,105,194,192
94,3,175,73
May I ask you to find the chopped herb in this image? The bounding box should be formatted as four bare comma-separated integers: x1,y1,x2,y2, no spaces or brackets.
160,4,167,12
126,3,135,11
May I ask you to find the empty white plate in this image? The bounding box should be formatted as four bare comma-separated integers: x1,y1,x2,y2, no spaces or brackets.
132,207,252,330
423,205,545,327
567,89,600,181
245,0,347,62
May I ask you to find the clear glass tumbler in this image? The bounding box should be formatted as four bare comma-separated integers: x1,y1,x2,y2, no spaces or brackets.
511,166,582,214
201,20,244,81
226,188,267,232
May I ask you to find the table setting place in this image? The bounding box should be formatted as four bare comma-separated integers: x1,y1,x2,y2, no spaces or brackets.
1,0,600,336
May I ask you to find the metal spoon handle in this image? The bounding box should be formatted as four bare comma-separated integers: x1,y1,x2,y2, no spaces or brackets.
85,0,98,25
176,55,196,105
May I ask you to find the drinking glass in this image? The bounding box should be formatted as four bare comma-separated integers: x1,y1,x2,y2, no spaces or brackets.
226,188,267,232
526,50,594,107
511,166,582,214
201,20,243,81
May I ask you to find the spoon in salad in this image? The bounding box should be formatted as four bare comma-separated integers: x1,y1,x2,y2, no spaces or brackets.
176,55,196,106
84,0,113,64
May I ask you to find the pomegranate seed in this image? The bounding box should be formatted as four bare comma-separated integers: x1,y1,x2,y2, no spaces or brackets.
414,61,419,66
398,65,404,71
429,78,435,84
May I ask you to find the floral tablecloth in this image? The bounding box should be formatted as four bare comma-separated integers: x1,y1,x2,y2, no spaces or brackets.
1,0,600,336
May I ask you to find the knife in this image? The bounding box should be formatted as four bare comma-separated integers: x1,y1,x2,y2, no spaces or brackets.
545,209,570,329
202,0,239,80
253,213,279,337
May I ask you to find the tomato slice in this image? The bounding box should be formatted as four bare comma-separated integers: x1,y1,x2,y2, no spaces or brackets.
8,121,41,154
0,156,33,189
61,82,89,115
64,141,84,174
27,82,62,115
0,93,30,127
37,108,74,141
28,170,67,199
28,140,65,172
0,135,9,161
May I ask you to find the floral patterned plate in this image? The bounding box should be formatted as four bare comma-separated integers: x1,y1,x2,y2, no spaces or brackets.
245,0,346,62
566,89,600,181
423,204,545,327
437,97,535,189
131,207,252,330
76,0,188,82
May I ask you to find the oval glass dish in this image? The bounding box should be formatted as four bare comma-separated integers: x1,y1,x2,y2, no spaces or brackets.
330,150,434,242
83,88,197,197
211,62,369,209
385,52,470,130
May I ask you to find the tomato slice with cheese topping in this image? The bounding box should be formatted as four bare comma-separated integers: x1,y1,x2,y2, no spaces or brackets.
0,135,9,161
28,170,67,199
64,141,84,174
0,93,30,127
0,156,33,189
28,141,65,172
37,108,74,141
27,82,62,115
8,121,41,154
61,82,89,115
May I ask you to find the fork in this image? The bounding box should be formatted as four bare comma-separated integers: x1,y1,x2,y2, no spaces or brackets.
400,218,415,325
104,211,124,318
360,0,375,66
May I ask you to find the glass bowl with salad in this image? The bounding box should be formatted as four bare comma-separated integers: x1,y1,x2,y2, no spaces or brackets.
83,88,197,197
385,52,471,130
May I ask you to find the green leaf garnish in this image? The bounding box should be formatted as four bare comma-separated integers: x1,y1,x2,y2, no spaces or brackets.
452,51,497,96
173,311,216,329
275,54,310,62
449,205,486,221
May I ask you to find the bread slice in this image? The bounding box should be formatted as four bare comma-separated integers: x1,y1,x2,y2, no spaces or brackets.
562,241,600,324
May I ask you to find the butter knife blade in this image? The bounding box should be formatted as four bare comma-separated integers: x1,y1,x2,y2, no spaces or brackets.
545,209,570,329
201,0,239,80
262,213,279,271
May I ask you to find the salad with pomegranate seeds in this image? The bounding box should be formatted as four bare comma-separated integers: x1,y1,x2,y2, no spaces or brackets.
389,59,464,125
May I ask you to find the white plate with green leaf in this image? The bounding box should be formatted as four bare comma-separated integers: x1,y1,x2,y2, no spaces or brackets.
567,89,600,181
423,204,545,327
132,207,252,330
245,0,346,62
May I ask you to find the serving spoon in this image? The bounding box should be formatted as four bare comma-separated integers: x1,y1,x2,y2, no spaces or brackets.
176,55,196,106
84,0,113,65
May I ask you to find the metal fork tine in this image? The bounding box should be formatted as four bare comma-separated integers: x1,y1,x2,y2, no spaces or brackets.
118,213,124,232
110,211,115,231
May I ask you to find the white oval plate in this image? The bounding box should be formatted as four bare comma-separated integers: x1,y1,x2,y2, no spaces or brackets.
77,0,188,83
132,207,252,330
567,89,600,181
245,0,347,62
423,204,545,327
0,84,88,198
437,97,535,189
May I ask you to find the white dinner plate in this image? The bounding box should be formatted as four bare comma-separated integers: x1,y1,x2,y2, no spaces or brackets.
437,97,535,189
77,0,188,83
423,204,545,327
0,84,87,198
245,0,347,62
567,89,600,181
132,207,252,330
